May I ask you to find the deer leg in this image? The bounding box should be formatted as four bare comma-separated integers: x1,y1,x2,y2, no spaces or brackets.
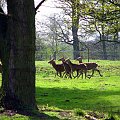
63,71,69,78
62,72,65,78
87,69,94,79
81,73,83,79
56,72,61,77
64,73,67,78
76,70,80,78
59,72,62,77
95,68,103,77
72,70,78,78
55,72,57,77
91,69,95,77
63,71,66,78
68,72,72,79
84,70,87,79
77,70,82,78
81,71,84,79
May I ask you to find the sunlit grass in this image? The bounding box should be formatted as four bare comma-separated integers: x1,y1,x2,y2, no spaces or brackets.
0,60,120,119
35,60,120,119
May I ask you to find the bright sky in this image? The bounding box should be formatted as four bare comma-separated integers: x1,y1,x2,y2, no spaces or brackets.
35,0,62,21
3,0,61,21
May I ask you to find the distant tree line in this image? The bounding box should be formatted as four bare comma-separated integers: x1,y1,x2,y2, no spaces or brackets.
35,37,120,60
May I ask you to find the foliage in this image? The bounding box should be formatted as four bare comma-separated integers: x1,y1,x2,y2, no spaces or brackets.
36,0,120,60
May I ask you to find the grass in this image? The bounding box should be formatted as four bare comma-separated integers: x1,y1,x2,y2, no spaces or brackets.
0,59,120,119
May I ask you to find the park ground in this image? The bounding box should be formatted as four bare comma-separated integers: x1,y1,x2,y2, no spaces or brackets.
0,60,120,120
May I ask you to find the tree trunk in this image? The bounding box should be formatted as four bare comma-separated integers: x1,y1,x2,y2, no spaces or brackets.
72,25,80,59
71,1,80,59
102,40,107,60
113,32,118,60
101,25,107,60
0,0,37,111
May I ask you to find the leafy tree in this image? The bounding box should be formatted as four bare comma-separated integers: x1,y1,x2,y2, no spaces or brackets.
54,0,82,59
36,14,73,59
79,0,120,59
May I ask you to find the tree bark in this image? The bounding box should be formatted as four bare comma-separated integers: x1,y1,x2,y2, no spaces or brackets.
0,0,37,111
72,25,80,59
101,25,107,60
71,0,80,59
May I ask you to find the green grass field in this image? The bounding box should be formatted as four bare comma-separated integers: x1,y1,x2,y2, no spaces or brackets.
0,60,120,119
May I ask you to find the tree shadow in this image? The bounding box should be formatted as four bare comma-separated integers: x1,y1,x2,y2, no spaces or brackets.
29,116,60,120
28,114,60,120
36,87,120,112
17,109,60,120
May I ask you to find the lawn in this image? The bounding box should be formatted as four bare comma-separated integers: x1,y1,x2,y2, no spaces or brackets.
0,60,120,119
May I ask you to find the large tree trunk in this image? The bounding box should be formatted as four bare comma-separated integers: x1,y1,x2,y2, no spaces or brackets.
102,40,107,60
0,0,37,111
71,0,80,59
101,25,107,60
72,25,80,59
113,32,119,60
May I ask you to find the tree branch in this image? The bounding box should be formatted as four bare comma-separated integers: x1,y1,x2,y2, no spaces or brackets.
108,0,120,7
94,40,120,45
35,0,47,13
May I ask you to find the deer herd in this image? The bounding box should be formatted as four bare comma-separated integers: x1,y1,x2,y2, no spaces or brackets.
0,57,103,79
48,57,103,79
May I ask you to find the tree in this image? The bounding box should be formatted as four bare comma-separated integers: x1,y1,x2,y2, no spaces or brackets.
36,14,73,60
0,0,46,113
78,0,120,60
54,0,82,59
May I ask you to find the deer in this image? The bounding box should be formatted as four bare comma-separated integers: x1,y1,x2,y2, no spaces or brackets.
58,57,72,79
65,58,87,79
48,58,65,77
76,57,103,79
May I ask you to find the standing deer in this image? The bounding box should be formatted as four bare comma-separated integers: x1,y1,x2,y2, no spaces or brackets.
65,58,87,79
58,57,72,79
48,58,65,77
76,57,103,79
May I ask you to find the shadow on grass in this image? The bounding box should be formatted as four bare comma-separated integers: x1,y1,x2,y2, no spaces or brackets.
36,87,120,112
29,114,60,120
17,109,60,120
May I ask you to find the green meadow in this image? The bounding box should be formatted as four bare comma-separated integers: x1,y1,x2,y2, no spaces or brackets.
0,60,120,119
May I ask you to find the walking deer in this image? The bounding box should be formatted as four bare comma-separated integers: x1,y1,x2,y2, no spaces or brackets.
65,58,87,79
48,58,65,77
58,57,72,79
76,57,103,79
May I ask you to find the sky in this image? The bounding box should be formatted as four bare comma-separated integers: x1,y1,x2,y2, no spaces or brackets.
2,0,61,21
35,0,62,21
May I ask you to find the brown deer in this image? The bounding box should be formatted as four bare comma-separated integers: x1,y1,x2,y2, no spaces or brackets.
58,57,72,79
76,57,103,79
48,58,65,77
65,58,87,79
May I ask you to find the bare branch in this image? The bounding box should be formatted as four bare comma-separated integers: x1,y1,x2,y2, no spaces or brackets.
94,40,120,45
108,0,120,7
35,0,47,13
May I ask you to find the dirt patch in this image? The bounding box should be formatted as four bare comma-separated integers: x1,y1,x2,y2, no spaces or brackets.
0,109,17,116
59,111,72,118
